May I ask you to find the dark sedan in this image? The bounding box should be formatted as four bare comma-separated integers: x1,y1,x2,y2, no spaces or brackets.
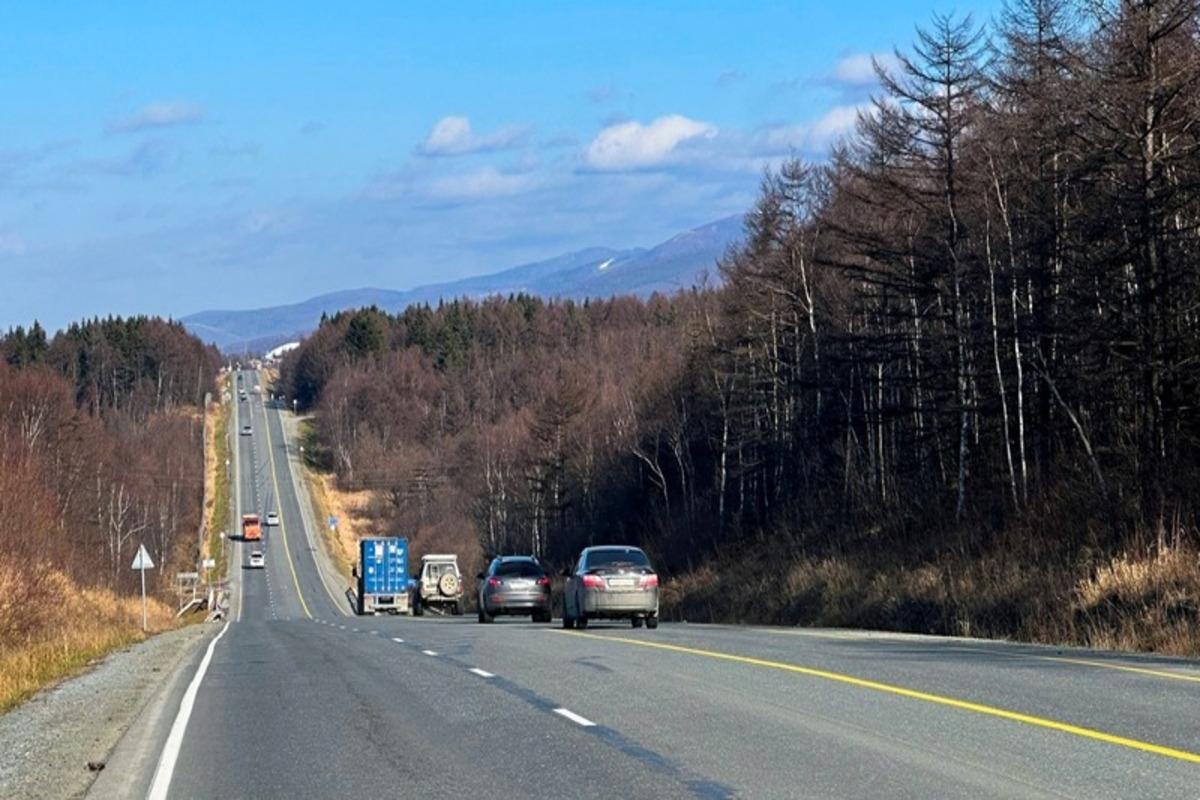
477,556,552,623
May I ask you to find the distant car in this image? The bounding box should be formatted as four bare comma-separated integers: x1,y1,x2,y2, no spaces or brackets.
248,550,265,569
477,556,552,624
240,425,252,436
239,389,247,401
562,546,659,630
265,511,279,526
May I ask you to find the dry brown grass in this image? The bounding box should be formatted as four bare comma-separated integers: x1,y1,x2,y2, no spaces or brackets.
302,452,369,580
0,564,176,713
662,536,1200,657
203,387,232,577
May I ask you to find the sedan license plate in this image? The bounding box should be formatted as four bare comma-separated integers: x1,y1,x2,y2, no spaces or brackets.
509,580,532,589
607,577,635,589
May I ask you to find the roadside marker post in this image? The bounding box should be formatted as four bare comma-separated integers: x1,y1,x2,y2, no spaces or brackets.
131,543,155,632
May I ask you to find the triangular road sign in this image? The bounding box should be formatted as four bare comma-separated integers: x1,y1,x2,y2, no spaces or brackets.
131,543,155,570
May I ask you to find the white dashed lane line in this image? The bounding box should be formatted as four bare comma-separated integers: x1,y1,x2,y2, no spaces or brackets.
553,708,596,727
353,630,594,729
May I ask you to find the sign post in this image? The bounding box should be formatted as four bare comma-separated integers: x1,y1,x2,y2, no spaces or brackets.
131,543,155,632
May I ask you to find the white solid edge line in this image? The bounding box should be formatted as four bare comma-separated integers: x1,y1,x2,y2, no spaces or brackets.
392,637,405,643
147,622,231,800
553,707,596,727
422,650,438,656
469,668,495,678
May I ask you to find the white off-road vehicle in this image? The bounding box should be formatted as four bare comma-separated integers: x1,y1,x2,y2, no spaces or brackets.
413,554,464,615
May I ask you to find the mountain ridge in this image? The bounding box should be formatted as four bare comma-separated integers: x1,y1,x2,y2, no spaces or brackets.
182,215,742,351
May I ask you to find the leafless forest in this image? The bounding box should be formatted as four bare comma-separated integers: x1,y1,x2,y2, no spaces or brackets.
286,1,1200,651
0,317,220,643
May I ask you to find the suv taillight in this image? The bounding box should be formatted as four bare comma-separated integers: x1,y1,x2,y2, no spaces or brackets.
487,577,503,587
581,574,605,589
536,576,551,587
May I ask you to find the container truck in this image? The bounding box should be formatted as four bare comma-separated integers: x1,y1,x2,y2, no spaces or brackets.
354,537,412,615
242,513,262,541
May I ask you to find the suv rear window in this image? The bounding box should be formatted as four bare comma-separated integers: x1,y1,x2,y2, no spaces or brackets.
494,560,544,578
585,548,650,570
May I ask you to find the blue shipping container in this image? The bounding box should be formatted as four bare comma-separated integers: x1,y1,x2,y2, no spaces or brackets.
360,537,409,595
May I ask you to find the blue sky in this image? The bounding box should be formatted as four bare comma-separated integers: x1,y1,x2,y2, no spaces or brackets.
1,0,1000,331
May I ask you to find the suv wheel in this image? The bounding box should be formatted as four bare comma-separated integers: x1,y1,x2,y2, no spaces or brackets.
452,602,463,616
478,607,493,624
413,596,424,616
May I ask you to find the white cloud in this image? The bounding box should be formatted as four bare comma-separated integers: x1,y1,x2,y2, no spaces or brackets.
106,102,205,134
755,104,867,155
832,53,899,87
418,116,529,157
426,167,536,200
584,115,717,171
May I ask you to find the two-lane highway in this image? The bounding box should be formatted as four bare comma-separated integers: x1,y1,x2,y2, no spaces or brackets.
130,369,1200,799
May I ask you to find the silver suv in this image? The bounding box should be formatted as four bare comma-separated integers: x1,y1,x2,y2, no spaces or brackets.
562,546,659,629
413,554,464,616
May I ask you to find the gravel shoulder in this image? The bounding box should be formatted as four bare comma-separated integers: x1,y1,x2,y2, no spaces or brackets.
0,622,215,800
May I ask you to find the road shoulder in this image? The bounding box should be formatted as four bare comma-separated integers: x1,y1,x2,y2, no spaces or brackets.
0,622,217,800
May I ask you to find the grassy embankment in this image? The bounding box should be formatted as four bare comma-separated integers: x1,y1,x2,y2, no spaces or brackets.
662,520,1200,657
0,571,175,713
296,419,361,581
203,377,232,579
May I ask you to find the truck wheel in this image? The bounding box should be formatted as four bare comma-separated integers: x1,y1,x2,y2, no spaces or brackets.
576,614,588,630
562,614,575,630
646,615,659,629
631,617,643,628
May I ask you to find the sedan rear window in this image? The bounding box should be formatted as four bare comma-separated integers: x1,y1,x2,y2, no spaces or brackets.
585,548,650,570
494,561,544,578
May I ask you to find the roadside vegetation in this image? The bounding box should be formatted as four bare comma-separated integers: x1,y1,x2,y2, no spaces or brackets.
204,377,232,580
281,2,1200,655
0,317,219,709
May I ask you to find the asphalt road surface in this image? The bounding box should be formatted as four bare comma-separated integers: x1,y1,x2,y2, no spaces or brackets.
102,370,1200,799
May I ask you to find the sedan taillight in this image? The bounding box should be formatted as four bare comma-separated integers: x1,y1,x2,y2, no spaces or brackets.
640,573,659,588
536,576,551,587
581,574,605,589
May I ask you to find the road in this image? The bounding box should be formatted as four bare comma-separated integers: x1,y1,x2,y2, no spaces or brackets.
103,369,1200,799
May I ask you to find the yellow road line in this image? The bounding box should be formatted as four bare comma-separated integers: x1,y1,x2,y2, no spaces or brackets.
260,391,311,620
556,630,1200,765
1040,655,1200,684
272,402,348,618
762,627,1200,685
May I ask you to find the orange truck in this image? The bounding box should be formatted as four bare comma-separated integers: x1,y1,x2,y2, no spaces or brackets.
242,514,262,541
